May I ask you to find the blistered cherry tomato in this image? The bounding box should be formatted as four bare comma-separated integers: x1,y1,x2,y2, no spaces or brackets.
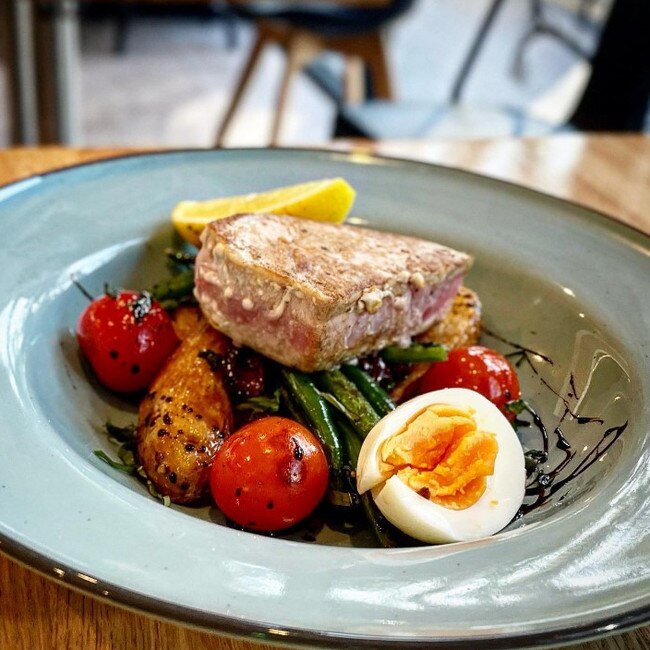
210,417,328,531
77,290,179,393
417,346,521,417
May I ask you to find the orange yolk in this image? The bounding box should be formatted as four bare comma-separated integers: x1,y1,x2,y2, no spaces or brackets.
380,404,498,510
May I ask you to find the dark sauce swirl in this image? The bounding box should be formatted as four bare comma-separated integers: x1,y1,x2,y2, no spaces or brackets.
485,330,629,518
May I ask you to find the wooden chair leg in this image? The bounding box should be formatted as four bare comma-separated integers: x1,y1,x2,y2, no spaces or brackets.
360,30,393,100
214,29,268,147
270,31,322,145
344,55,366,104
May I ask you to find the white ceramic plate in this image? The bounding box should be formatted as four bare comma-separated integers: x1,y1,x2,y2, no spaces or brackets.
0,149,648,647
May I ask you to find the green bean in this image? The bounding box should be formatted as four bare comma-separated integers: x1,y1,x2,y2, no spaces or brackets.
150,268,195,303
278,387,309,429
341,364,395,417
316,370,380,437
282,370,357,506
380,342,447,364
336,417,398,548
338,416,363,463
359,492,399,548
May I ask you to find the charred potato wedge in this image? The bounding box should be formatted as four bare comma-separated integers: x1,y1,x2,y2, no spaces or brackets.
391,287,482,402
137,323,232,504
171,305,203,340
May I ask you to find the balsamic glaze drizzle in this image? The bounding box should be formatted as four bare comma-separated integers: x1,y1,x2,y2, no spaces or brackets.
485,330,629,517
488,327,604,425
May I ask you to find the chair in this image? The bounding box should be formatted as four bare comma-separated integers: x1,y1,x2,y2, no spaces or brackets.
334,0,650,138
214,0,416,146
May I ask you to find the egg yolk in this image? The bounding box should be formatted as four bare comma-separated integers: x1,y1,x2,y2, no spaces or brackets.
380,404,498,510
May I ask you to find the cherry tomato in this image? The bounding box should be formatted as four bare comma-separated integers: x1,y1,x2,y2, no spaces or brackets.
77,290,179,393
210,417,328,531
417,346,521,417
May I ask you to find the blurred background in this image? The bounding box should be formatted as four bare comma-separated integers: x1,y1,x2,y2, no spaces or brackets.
1,0,648,148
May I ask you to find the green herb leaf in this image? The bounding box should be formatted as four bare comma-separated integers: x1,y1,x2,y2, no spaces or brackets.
117,446,137,466
150,268,195,303
105,421,136,443
236,389,281,414
94,450,137,474
505,399,528,415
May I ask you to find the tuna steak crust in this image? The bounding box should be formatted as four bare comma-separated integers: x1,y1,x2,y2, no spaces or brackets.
194,213,472,372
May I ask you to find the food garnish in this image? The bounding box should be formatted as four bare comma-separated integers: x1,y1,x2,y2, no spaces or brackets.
194,213,472,372
339,364,395,417
136,322,232,504
416,346,521,419
77,289,179,393
210,416,329,532
78,180,547,547
356,388,526,544
380,343,447,364
172,177,356,246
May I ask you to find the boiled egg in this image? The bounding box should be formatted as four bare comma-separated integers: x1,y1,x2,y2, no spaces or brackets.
357,387,525,544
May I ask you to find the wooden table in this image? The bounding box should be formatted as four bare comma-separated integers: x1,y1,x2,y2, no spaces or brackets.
0,135,648,649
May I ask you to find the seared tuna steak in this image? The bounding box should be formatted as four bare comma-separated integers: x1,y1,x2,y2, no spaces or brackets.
194,214,472,372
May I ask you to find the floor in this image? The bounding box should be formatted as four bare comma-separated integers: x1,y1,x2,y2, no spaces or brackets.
1,0,605,148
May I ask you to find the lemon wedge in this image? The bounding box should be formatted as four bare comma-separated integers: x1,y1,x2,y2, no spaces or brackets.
172,177,356,246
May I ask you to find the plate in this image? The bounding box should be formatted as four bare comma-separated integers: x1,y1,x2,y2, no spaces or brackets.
0,149,648,647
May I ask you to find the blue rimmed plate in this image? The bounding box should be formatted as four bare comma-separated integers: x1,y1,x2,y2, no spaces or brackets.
0,149,647,647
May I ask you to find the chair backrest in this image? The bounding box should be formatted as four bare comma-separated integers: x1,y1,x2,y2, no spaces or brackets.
229,0,417,36
569,0,650,131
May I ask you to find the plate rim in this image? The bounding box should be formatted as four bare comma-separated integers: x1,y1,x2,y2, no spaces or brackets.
3,534,649,648
0,147,648,648
0,146,648,243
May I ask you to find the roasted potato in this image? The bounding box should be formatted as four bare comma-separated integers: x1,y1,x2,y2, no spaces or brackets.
171,305,203,340
391,287,482,402
137,323,233,504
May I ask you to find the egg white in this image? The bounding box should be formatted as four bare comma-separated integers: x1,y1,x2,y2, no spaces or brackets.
356,387,526,544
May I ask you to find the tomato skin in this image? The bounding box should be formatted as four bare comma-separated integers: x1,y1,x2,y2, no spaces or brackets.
416,346,521,417
76,290,179,393
210,417,328,531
